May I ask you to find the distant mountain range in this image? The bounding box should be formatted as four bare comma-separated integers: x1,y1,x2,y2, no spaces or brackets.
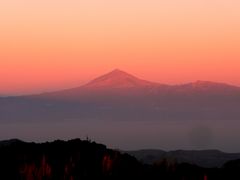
1,69,240,123
36,69,240,98
127,149,240,168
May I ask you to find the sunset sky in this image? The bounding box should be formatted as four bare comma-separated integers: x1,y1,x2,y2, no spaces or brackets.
1,0,240,95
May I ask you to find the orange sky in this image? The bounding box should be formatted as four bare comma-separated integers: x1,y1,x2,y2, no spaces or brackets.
0,0,240,95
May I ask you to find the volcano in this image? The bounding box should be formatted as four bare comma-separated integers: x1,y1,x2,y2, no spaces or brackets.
1,69,240,151
1,69,240,122
84,69,156,89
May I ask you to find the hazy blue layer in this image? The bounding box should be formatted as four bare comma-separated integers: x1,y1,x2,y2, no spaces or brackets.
0,119,239,153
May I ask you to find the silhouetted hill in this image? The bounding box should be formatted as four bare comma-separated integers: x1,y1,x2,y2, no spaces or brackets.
1,139,240,180
0,139,24,147
127,149,240,168
0,139,142,179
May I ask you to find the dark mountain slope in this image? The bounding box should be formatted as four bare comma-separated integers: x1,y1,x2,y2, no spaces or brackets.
0,139,142,179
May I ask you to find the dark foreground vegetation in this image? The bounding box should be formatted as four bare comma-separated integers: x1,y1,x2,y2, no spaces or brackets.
0,139,240,180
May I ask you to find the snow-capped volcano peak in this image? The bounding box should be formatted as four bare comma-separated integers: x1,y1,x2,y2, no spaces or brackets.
84,69,155,89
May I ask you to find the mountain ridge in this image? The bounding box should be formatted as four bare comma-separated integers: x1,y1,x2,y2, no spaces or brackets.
84,69,158,88
1,69,239,97
67,69,240,91
127,149,240,168
34,69,240,98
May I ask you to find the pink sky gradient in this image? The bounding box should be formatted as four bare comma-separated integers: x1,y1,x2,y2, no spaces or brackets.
0,0,240,95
